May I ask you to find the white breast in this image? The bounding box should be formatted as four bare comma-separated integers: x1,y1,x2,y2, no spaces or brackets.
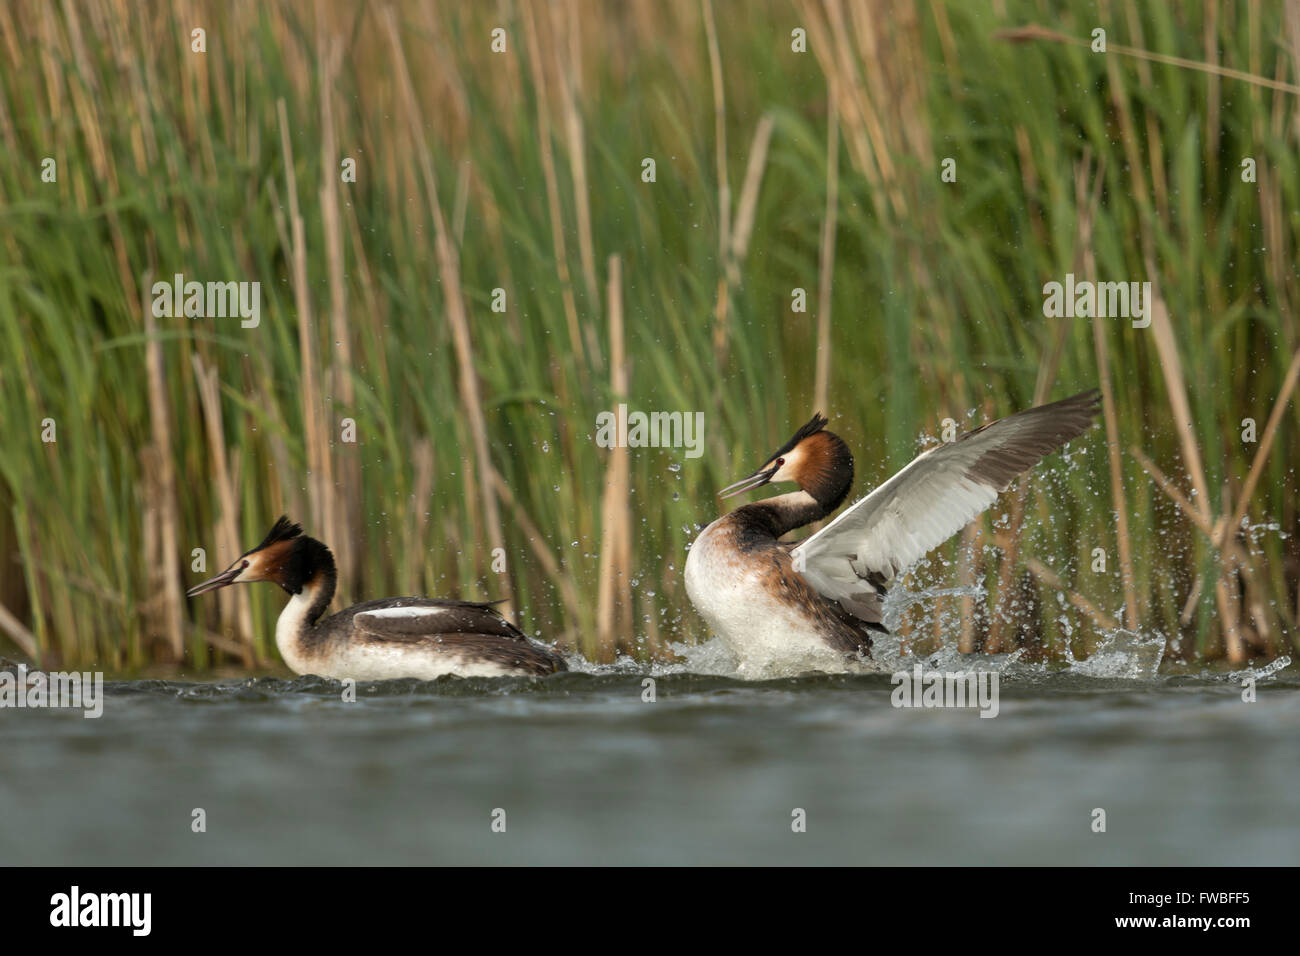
684,518,862,679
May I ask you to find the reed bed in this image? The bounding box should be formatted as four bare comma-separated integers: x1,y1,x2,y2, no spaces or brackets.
0,0,1295,671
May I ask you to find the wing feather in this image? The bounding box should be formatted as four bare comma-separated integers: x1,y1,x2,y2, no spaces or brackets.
790,390,1099,617
350,599,528,643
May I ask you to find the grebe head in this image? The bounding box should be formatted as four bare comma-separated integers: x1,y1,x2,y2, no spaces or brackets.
186,515,335,597
718,412,855,511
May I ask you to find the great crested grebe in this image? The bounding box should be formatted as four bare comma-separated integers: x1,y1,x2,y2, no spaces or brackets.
187,517,566,679
684,390,1101,677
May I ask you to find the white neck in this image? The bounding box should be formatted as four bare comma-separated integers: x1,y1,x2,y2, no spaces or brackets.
275,588,319,673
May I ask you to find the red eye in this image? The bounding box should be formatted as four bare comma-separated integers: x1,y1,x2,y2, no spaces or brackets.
776,458,785,467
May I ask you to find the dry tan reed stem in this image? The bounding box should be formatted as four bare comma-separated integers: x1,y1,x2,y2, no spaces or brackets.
409,439,434,587
0,5,21,149
1204,3,1221,166
596,254,632,659
1215,485,1245,652
702,0,732,364
277,98,339,607
1221,347,1300,543
792,2,867,205
824,0,904,217
1093,28,1152,227
381,5,515,614
143,276,185,661
140,489,157,658
1077,155,1138,630
814,79,840,416
0,598,38,660
490,468,582,642
521,0,586,374
1142,285,1244,657
1132,441,1265,659
1089,317,1138,630
192,356,255,665
550,0,599,306
201,625,250,660
1026,559,1120,631
731,114,775,267
1130,447,1212,535
1180,575,1204,626
1204,347,1300,653
318,28,359,595
996,24,1300,94
451,164,469,246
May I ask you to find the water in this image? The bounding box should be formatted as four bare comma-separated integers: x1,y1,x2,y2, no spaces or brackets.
2,641,1297,865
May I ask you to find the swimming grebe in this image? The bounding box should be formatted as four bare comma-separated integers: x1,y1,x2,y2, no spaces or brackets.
187,517,566,679
684,391,1101,677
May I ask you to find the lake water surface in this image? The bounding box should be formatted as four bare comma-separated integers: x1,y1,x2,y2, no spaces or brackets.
2,638,1296,866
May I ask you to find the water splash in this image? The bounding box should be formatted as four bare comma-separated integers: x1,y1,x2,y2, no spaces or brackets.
1062,628,1166,679
1226,656,1292,684
881,582,987,636
646,580,1174,682
659,637,741,677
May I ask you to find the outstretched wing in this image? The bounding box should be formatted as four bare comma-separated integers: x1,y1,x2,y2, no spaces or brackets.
789,390,1100,623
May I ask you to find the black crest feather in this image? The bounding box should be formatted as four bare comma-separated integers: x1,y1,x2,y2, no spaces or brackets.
248,515,303,555
769,412,829,461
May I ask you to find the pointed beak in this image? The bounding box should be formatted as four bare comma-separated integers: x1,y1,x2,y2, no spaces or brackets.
186,566,242,597
718,465,777,499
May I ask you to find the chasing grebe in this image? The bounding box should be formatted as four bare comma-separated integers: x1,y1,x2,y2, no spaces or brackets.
684,391,1101,677
187,517,566,679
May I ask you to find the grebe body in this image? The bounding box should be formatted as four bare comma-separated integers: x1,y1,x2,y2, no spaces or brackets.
189,518,566,680
685,392,1101,677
